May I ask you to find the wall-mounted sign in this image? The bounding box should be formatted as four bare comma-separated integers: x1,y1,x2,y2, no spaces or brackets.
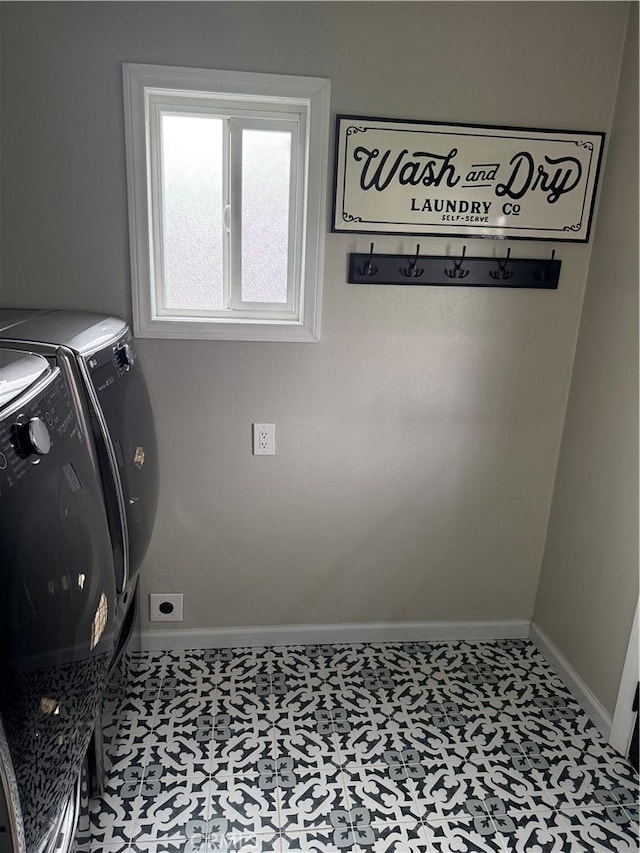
332,115,605,242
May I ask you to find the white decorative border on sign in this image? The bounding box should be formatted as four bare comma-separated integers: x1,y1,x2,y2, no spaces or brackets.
332,116,605,242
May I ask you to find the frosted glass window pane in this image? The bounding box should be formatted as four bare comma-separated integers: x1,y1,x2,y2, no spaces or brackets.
241,129,291,304
161,115,224,310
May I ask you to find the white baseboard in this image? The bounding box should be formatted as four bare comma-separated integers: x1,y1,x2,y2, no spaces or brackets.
530,621,612,739
139,619,530,652
135,618,617,743
610,601,639,755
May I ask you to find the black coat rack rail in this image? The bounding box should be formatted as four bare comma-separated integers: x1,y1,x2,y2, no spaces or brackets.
348,245,561,289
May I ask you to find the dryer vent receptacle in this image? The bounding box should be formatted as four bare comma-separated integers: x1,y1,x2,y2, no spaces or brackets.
149,593,183,621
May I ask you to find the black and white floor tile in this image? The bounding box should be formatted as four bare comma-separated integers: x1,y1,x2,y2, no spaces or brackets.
73,640,639,852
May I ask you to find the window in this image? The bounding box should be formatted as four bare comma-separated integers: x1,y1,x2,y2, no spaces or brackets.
123,64,331,341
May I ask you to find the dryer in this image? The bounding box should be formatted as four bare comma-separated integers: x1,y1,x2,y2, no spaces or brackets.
0,310,160,793
0,348,117,852
0,310,160,606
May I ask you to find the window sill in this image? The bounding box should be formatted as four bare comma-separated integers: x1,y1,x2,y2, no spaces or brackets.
133,315,321,342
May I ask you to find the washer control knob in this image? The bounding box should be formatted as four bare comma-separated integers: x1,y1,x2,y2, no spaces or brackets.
16,417,51,457
115,342,133,369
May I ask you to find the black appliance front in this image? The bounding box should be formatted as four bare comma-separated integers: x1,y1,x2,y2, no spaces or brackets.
80,328,159,797
0,350,116,853
0,311,160,799
81,324,159,588
0,310,160,602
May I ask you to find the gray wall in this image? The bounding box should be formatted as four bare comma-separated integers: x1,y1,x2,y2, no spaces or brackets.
534,3,639,716
0,2,631,632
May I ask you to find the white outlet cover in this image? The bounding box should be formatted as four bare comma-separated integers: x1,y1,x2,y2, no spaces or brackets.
150,593,184,621
253,423,276,455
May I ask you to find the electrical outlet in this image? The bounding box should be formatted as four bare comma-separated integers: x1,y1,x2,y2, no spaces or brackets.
149,593,183,622
253,423,275,455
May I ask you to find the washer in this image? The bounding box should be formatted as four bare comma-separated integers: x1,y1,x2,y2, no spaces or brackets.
0,347,117,853
0,310,160,793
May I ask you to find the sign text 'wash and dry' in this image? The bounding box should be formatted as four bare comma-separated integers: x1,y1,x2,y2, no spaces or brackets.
332,117,604,242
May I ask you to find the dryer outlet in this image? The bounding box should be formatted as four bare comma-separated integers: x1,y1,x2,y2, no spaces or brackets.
150,593,183,622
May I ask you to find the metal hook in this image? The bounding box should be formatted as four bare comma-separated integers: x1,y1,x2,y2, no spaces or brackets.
490,247,513,280
359,243,378,276
400,244,423,278
445,246,469,279
535,249,556,281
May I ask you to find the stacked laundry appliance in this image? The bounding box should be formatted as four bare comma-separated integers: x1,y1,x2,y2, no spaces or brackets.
0,310,159,852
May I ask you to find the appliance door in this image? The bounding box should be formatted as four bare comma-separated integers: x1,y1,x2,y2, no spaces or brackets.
0,367,116,853
84,329,159,584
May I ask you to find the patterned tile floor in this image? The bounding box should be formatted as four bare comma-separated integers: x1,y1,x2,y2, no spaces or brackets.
73,639,639,852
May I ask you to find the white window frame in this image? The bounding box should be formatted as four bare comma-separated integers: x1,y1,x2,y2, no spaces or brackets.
122,64,331,342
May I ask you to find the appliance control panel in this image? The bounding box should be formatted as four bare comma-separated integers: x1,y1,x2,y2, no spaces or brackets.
0,371,84,491
86,331,137,391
